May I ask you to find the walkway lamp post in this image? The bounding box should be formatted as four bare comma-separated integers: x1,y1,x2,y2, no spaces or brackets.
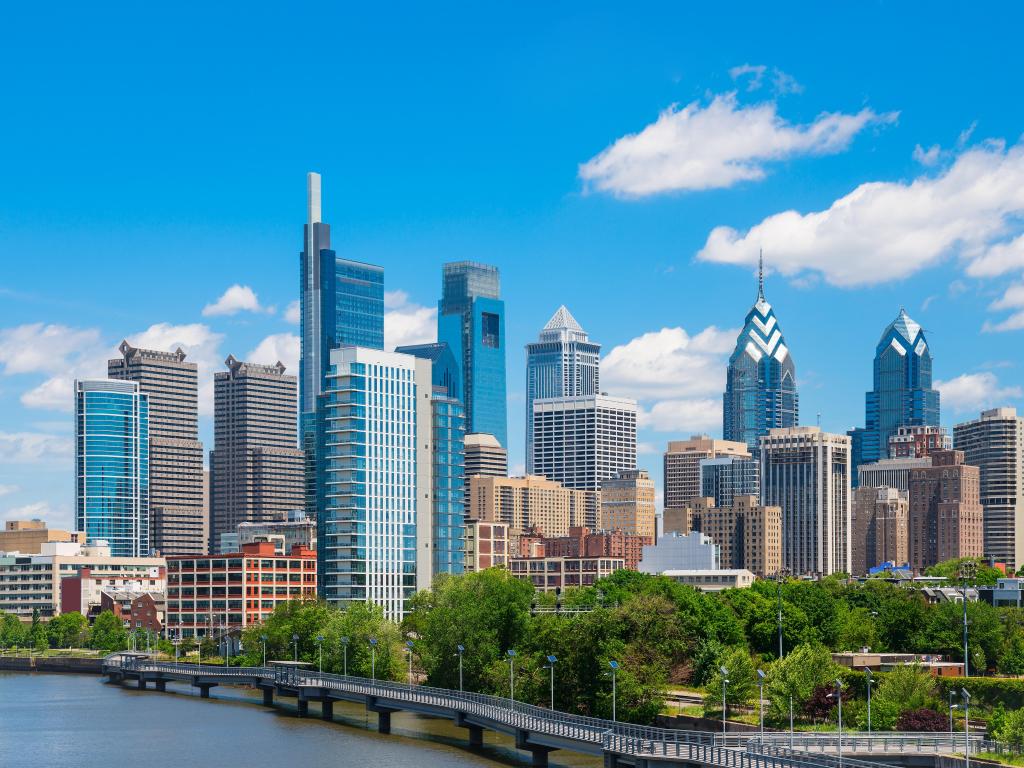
196,637,202,667
961,688,971,768
609,661,619,723
260,634,267,667
292,633,299,664
827,679,844,768
775,567,790,658
456,644,465,692
316,635,324,674
341,636,349,676
756,669,766,738
545,655,557,710
719,666,729,735
789,695,794,750
369,637,378,681
865,668,873,734
405,640,414,687
949,696,958,735
507,650,517,703
960,561,977,677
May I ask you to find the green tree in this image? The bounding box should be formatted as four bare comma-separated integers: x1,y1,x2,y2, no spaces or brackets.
868,664,938,730
89,610,128,651
994,706,1024,747
0,611,28,648
835,604,879,652
924,558,1001,586
704,646,756,714
763,644,843,722
47,612,89,649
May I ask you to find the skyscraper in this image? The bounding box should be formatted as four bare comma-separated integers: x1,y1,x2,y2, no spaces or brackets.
599,469,656,539
954,408,1024,569
851,486,909,575
299,172,385,515
531,394,637,491
437,261,507,447
464,433,508,477
723,255,798,453
908,450,984,571
210,356,304,548
760,426,851,576
75,379,149,557
396,342,467,578
663,436,750,509
525,306,600,473
317,347,433,619
850,309,940,480
108,341,205,555
700,455,760,509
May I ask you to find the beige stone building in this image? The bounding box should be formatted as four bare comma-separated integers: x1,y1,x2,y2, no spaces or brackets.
664,436,750,509
851,486,909,575
464,519,509,571
464,432,508,477
467,475,599,537
0,520,78,555
599,469,656,538
663,495,781,577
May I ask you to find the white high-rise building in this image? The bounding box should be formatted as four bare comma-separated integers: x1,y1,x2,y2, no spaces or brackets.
760,426,851,576
525,306,600,473
531,394,637,491
318,347,433,620
954,408,1024,569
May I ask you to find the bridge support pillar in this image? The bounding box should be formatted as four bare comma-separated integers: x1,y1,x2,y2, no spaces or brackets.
602,754,619,768
297,699,309,717
137,678,147,690
155,680,166,692
262,687,274,706
529,747,552,768
198,684,213,699
467,725,483,748
377,711,391,734
321,700,333,721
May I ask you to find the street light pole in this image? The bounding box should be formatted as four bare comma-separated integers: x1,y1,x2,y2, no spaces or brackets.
316,635,324,674
949,690,957,734
834,680,844,768
865,668,873,735
789,695,794,750
609,661,619,723
757,669,766,739
341,636,349,676
960,561,976,677
507,650,517,703
546,655,558,710
260,634,267,667
962,688,971,768
292,633,299,664
775,568,789,658
369,637,378,681
457,644,465,692
720,666,729,736
406,640,414,687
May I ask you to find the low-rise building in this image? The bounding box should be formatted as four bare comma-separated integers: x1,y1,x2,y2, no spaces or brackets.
467,475,599,537
217,511,316,555
165,541,316,640
60,563,167,617
659,569,755,592
832,651,964,677
542,527,651,571
509,555,624,591
637,532,719,574
464,519,509,571
980,577,1023,608
98,590,165,633
0,519,78,555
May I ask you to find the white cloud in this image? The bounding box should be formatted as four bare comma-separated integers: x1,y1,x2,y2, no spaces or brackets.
935,372,1023,414
638,399,723,434
284,300,301,325
0,432,72,464
913,143,942,166
983,282,1024,332
0,484,18,497
0,323,102,375
384,293,436,351
579,92,895,196
1,500,71,529
697,139,1024,287
202,284,269,317
728,64,803,95
966,234,1024,278
247,333,300,375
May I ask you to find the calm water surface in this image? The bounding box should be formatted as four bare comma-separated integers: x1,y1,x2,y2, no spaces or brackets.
0,672,602,768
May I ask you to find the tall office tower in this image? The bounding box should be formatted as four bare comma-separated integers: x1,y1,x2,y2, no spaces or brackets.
396,342,467,578
954,408,1024,569
317,347,433,620
723,254,798,454
531,395,637,491
467,475,598,536
908,450,984,571
850,486,909,575
857,456,932,491
600,469,656,538
849,309,940,482
437,261,507,446
108,342,205,555
299,172,385,515
888,425,951,459
700,456,760,509
760,427,851,576
75,380,150,557
664,436,750,509
525,306,600,473
464,433,508,477
666,495,782,577
210,357,304,549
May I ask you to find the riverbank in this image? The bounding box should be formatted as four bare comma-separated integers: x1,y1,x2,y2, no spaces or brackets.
0,655,102,673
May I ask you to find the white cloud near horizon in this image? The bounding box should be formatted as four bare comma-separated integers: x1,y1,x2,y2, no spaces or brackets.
202,284,270,317
247,333,301,376
729,64,803,95
1,500,72,529
579,92,895,196
384,291,436,350
284,300,301,324
935,372,1023,414
0,431,73,464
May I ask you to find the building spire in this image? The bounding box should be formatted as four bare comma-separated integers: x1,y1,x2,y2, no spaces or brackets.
758,248,765,301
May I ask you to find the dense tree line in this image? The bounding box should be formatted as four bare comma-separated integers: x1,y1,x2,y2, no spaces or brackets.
0,609,133,652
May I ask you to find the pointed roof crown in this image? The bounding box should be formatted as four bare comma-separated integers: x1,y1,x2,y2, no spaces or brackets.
543,305,583,333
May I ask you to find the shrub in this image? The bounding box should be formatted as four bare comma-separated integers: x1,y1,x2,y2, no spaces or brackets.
897,708,948,732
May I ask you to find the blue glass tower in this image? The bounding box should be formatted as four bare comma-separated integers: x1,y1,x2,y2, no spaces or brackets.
396,343,467,577
300,173,385,515
437,262,507,447
850,308,940,480
525,306,600,474
723,255,799,454
75,379,150,557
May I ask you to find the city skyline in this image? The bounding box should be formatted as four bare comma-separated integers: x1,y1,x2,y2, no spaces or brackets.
5,4,1024,531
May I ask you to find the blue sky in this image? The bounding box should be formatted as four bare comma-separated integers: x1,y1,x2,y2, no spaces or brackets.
3,2,1024,529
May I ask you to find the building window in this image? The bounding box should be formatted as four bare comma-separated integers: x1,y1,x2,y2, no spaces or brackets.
482,313,499,349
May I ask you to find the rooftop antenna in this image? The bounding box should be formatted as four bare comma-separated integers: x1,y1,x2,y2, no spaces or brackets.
758,249,765,301
817,412,821,427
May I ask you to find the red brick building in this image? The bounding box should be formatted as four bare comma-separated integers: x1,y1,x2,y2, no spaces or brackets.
542,527,650,570
98,591,165,633
166,541,316,640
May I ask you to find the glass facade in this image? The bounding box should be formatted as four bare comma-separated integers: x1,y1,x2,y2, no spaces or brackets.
438,261,507,446
723,279,798,454
850,309,940,481
700,456,760,508
75,380,149,557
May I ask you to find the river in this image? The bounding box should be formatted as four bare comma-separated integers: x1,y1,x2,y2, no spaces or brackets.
0,672,602,768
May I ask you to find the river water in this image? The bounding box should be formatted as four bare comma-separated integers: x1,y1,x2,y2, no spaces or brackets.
0,672,602,768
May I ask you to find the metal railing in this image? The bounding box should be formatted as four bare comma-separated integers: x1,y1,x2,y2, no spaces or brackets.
731,731,984,754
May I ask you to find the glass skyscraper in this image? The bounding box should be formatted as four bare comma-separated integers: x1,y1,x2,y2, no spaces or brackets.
75,379,150,557
850,308,940,480
437,261,507,447
300,172,385,515
723,257,798,453
396,342,466,577
525,305,600,474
